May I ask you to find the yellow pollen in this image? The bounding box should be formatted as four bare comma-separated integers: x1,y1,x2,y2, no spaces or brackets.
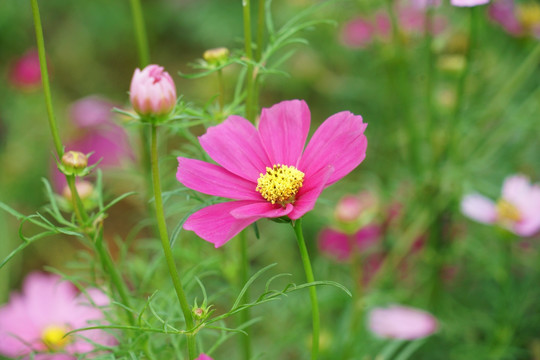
42,325,69,350
256,164,305,205
517,3,540,32
496,199,521,223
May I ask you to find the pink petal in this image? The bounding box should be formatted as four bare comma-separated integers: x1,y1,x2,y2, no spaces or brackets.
177,157,260,201
199,116,270,181
318,228,351,262
460,194,497,224
368,305,438,340
299,111,367,187
196,354,214,360
231,202,293,219
184,201,262,247
502,175,533,209
451,0,490,6
259,100,311,167
289,165,334,219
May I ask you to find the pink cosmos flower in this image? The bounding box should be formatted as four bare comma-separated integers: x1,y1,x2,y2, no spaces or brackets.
196,354,213,360
129,64,177,117
9,49,42,90
368,305,438,340
176,100,368,247
451,0,490,7
461,175,540,237
334,192,377,223
0,272,116,359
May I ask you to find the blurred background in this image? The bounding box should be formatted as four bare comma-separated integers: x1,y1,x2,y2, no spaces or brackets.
1,0,540,359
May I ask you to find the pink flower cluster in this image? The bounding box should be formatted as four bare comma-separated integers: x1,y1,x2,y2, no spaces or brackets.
9,49,42,90
0,272,116,359
176,100,367,247
340,2,447,49
461,175,540,237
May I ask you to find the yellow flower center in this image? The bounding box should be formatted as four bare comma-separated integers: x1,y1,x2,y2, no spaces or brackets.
42,325,69,350
517,3,540,32
496,199,521,223
256,164,305,206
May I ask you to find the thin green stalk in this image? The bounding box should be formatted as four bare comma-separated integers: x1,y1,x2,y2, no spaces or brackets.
239,230,251,360
217,69,225,113
448,7,477,161
94,227,135,325
255,0,265,62
129,0,150,67
424,6,437,163
150,124,196,359
243,0,256,122
30,0,62,156
385,0,420,175
292,218,319,360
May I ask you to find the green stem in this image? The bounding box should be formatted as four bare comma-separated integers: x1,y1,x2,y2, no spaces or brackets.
448,7,477,161
94,227,135,325
30,0,62,157
424,6,437,164
242,0,256,122
239,230,251,360
217,69,225,113
292,218,319,360
255,0,265,62
150,124,196,359
129,0,150,67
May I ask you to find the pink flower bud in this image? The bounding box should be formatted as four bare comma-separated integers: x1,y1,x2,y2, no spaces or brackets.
129,64,176,118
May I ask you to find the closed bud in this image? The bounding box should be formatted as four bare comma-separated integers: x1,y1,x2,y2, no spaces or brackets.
129,64,176,120
203,47,230,66
61,151,88,175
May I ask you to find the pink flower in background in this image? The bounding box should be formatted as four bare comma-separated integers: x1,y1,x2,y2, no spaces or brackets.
318,226,381,262
341,17,375,48
451,0,490,7
461,175,540,237
177,100,368,247
488,0,523,35
51,96,133,192
334,192,377,223
0,272,115,359
130,64,177,117
196,354,213,360
9,49,42,90
368,305,438,340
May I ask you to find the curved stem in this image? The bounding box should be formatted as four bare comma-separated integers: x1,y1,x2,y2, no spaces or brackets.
150,124,196,359
292,218,319,360
30,0,62,157
129,0,150,67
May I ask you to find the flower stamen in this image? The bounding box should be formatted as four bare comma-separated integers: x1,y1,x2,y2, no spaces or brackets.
496,199,521,223
256,164,305,206
42,325,70,350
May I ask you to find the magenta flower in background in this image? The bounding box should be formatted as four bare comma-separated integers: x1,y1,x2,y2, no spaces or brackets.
488,0,523,36
334,192,377,223
318,226,381,262
340,17,375,48
451,0,490,7
130,64,177,117
461,175,540,237
196,354,213,360
9,49,42,90
368,305,438,340
176,100,368,247
51,96,134,192
0,272,115,359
